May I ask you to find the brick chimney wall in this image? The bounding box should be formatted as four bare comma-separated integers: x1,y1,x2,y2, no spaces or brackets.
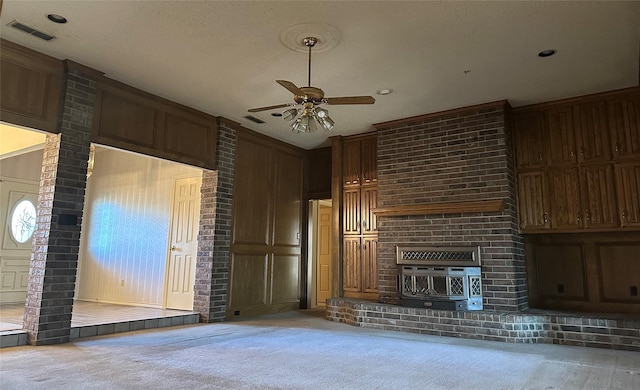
374,101,528,312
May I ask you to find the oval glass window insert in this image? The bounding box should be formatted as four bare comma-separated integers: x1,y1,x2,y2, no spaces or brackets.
10,199,37,243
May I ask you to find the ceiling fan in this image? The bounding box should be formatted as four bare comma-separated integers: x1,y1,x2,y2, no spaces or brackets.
248,37,375,133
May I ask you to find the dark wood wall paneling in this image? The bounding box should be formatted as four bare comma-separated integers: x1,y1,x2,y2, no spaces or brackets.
0,39,64,133
513,86,640,313
228,130,305,318
92,78,217,170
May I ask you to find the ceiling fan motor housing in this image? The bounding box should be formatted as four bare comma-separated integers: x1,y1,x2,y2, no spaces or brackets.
294,86,325,104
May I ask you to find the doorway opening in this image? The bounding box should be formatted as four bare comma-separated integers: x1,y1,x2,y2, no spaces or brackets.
308,199,332,308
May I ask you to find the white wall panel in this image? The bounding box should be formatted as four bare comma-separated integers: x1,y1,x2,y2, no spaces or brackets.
77,148,201,307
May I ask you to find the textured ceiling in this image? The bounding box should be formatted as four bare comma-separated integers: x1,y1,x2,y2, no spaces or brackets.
1,1,639,149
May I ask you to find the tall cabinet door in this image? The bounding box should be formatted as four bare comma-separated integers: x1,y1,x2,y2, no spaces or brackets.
343,140,361,186
343,237,361,293
609,94,640,160
360,137,378,184
581,164,618,229
545,106,577,165
512,111,546,169
616,162,640,228
273,151,303,246
548,168,582,229
361,186,378,234
361,237,378,293
575,101,611,163
517,171,549,230
343,187,361,235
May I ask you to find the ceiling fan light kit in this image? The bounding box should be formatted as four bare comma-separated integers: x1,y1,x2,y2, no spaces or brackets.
249,34,375,134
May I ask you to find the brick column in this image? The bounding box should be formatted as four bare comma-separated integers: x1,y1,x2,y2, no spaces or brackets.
194,121,236,322
23,65,95,345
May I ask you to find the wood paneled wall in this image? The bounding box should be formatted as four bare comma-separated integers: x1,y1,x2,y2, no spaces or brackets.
77,147,202,306
228,130,305,318
0,39,63,133
306,146,332,200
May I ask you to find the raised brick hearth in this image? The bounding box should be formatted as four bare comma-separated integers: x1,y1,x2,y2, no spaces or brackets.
327,298,640,351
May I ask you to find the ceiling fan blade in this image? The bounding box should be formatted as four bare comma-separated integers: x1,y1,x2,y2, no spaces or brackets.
325,96,376,105
276,80,304,96
248,103,290,113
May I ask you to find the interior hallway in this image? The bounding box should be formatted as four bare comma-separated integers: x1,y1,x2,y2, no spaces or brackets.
1,310,638,390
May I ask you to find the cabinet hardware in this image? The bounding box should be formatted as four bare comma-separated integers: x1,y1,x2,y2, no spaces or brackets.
543,212,549,223
615,143,620,153
570,150,575,158
538,152,543,161
576,212,581,224
585,210,591,222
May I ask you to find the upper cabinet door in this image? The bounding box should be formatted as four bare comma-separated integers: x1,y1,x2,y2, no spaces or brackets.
545,106,577,165
575,101,611,163
360,136,378,184
512,111,546,169
343,140,361,186
548,168,582,230
580,164,618,229
608,93,640,160
361,186,378,234
517,171,550,231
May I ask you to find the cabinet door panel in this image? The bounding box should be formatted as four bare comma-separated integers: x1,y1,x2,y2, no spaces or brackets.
512,111,546,169
609,94,640,159
361,136,378,184
548,168,582,229
597,243,640,303
343,237,361,292
273,151,303,246
361,186,378,234
575,101,611,163
616,162,640,227
343,188,361,235
581,164,618,229
233,138,272,245
343,140,361,186
534,244,587,300
545,106,577,165
362,237,378,293
517,171,549,230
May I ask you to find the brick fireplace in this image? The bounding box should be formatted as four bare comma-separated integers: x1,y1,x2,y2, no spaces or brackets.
374,100,527,312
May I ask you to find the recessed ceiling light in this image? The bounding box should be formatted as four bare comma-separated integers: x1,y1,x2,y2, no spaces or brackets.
377,89,393,95
538,49,556,58
47,14,67,24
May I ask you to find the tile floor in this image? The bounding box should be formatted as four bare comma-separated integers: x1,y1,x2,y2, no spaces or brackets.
0,301,194,332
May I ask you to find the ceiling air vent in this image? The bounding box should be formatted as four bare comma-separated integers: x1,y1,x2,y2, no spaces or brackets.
243,115,266,124
8,20,55,41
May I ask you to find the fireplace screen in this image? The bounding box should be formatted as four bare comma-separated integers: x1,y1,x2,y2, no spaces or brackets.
397,246,483,310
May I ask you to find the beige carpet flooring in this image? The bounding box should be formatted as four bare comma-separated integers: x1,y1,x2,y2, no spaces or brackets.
1,309,639,389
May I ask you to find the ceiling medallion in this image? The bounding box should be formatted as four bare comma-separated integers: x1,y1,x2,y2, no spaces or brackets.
280,23,341,53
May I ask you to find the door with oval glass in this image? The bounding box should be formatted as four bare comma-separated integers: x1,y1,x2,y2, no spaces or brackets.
0,179,38,304
165,175,202,310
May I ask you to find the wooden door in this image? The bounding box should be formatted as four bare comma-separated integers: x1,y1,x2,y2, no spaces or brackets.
361,236,378,294
316,205,332,305
361,186,378,234
581,164,618,229
343,237,361,294
575,101,611,163
0,179,38,304
343,140,361,186
512,111,546,169
343,187,361,235
273,151,303,247
548,168,582,229
517,171,549,230
608,94,640,160
165,175,201,310
616,162,640,228
545,106,577,165
361,136,378,184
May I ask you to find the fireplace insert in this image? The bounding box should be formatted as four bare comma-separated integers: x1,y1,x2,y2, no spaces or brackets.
396,246,483,310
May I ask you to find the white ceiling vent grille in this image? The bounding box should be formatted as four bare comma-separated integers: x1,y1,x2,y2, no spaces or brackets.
8,20,55,41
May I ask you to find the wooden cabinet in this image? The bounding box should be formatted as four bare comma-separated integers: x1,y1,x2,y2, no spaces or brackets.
341,134,378,299
513,87,640,233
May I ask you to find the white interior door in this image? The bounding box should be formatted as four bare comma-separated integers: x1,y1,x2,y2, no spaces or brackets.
165,175,201,310
0,178,38,304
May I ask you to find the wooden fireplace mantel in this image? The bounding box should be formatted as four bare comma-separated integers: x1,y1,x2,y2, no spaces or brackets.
372,199,505,217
